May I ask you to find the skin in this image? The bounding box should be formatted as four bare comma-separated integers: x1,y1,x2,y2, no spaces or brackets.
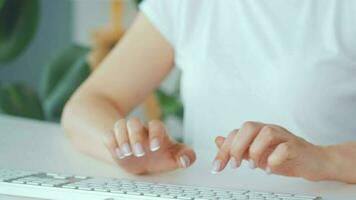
212,122,356,183
62,12,356,183
62,13,195,175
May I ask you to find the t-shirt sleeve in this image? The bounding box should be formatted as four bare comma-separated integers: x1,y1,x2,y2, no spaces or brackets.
139,0,179,48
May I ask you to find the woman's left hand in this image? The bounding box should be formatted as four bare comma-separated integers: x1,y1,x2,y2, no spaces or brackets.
212,121,331,181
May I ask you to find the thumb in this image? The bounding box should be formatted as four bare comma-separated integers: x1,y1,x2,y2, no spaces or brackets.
171,143,196,169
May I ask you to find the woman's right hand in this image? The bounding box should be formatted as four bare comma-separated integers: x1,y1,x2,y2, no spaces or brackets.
102,118,196,175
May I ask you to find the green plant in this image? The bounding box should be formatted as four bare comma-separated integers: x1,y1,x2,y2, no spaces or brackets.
0,0,39,63
156,82,184,121
0,0,5,10
0,84,44,120
40,44,91,121
135,0,143,5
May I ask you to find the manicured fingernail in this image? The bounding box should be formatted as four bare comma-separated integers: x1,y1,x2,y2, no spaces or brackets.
229,158,237,169
121,143,132,156
127,119,140,134
266,167,272,175
150,138,160,152
133,143,145,157
115,148,125,159
249,159,256,169
179,155,190,168
211,160,221,174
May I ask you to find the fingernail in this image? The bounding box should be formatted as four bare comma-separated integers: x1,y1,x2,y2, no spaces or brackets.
133,143,145,157
150,138,160,152
121,143,132,156
249,159,256,169
266,167,272,175
229,158,237,169
211,160,221,174
115,148,125,159
127,119,140,134
179,155,190,168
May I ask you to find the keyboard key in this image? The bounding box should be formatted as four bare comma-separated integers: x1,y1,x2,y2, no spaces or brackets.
0,168,322,200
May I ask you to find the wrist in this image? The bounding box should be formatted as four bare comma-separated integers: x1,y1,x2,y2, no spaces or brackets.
318,145,339,181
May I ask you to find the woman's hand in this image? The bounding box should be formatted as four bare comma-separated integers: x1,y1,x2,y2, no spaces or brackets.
102,118,196,175
212,121,330,181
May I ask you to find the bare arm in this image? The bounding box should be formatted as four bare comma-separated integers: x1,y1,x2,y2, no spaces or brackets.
61,13,195,174
323,142,356,183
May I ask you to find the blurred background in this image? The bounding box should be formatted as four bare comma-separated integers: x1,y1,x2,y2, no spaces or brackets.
0,0,183,140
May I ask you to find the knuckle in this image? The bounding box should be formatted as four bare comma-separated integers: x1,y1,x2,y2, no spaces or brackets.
279,143,291,153
267,158,279,167
241,121,257,130
268,155,283,167
265,133,274,143
220,145,230,155
261,125,274,136
248,146,259,159
229,146,240,157
217,151,229,161
263,134,275,144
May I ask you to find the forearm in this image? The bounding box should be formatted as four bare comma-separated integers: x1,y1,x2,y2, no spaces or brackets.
61,92,123,164
323,142,356,183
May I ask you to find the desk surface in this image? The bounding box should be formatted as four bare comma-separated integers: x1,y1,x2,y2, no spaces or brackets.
0,114,355,200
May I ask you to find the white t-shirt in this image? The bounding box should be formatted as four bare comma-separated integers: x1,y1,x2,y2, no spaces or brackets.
140,0,356,150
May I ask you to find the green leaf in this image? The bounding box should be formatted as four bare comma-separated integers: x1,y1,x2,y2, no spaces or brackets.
40,44,89,100
0,0,5,11
135,0,143,6
0,0,39,63
156,89,184,120
0,83,44,120
40,44,91,121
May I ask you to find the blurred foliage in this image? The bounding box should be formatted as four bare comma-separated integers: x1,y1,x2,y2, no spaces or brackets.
0,0,39,63
0,0,184,125
40,44,90,121
0,0,4,10
0,84,44,120
156,88,183,121
135,0,143,6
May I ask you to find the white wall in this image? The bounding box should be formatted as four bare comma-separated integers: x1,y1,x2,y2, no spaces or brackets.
72,0,137,46
0,0,182,136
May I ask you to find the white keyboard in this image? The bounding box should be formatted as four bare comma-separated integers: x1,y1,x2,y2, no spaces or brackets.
0,168,322,200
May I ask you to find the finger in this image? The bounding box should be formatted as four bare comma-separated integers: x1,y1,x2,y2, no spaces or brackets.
215,137,250,164
267,142,295,174
172,143,196,169
230,122,264,169
211,130,238,174
215,136,225,149
114,119,132,157
249,125,288,168
102,130,122,161
127,118,147,157
148,120,166,152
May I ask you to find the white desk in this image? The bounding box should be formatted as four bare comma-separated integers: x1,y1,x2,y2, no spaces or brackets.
0,114,355,200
